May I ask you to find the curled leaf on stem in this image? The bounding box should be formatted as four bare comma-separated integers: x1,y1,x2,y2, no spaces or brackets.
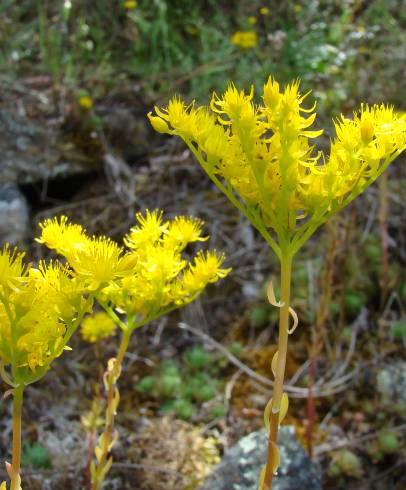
264,393,289,430
267,281,284,307
287,307,299,334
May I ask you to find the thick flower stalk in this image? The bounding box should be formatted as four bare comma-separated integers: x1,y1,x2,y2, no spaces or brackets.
39,210,230,490
149,76,406,489
0,245,92,490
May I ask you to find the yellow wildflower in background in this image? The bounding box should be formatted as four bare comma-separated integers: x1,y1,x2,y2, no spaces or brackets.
123,0,137,9
81,312,117,343
79,95,93,109
259,7,270,15
248,16,257,25
230,31,258,49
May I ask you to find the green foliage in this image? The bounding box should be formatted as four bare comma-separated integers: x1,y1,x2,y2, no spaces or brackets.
328,449,363,479
184,345,212,370
249,305,270,328
377,431,400,454
136,375,156,394
391,321,406,341
341,327,353,344
344,290,365,318
2,0,405,109
229,341,243,356
21,442,52,470
136,345,224,421
363,234,382,265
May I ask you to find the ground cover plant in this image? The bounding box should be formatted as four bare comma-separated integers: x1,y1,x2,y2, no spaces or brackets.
149,75,406,489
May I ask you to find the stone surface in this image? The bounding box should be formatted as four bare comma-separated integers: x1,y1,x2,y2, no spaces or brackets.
0,105,150,185
376,361,406,411
0,109,95,184
0,183,30,245
199,426,322,490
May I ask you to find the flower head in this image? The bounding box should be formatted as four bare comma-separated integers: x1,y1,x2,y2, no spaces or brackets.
38,211,230,327
81,312,117,343
230,31,258,49
37,216,90,259
149,76,406,254
0,251,87,378
109,210,230,321
0,245,27,289
38,217,137,290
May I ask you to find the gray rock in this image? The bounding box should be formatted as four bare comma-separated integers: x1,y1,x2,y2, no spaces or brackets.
0,109,94,184
376,361,406,412
199,426,322,490
0,183,30,246
100,107,150,161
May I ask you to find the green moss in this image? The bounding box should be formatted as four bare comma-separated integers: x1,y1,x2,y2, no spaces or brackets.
377,431,400,454
391,321,406,341
344,290,365,317
22,442,52,470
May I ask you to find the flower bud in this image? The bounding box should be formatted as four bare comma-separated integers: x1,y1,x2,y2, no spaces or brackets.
148,113,170,134
360,117,374,144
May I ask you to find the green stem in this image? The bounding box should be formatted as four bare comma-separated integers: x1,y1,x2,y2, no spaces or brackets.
185,140,282,259
10,384,24,490
97,297,129,332
262,251,292,490
91,328,131,490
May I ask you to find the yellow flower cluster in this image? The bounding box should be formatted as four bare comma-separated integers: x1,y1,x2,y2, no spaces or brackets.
123,0,137,9
148,76,406,253
230,31,258,49
81,312,117,343
79,95,93,109
0,246,86,377
38,210,230,327
37,216,138,291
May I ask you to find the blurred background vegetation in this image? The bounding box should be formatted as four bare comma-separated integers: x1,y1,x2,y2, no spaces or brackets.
1,0,405,108
0,1,405,489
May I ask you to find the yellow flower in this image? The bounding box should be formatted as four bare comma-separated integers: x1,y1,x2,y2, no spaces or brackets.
0,258,87,375
0,244,27,288
81,312,117,343
230,31,258,49
173,251,231,304
124,209,168,249
165,216,208,249
38,211,230,326
149,76,406,255
248,16,257,25
37,216,90,260
71,238,136,290
123,0,137,9
102,210,231,321
259,7,269,15
38,217,137,290
79,95,93,109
